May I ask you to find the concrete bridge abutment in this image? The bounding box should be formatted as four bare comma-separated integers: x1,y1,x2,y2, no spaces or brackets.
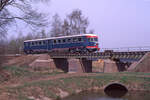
103,59,130,73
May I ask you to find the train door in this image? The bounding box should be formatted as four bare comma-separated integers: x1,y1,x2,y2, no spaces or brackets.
48,40,53,51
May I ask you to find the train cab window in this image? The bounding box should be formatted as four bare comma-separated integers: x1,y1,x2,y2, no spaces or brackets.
88,38,95,42
94,38,98,42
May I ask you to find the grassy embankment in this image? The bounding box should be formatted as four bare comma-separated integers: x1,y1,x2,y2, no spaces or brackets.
1,66,150,100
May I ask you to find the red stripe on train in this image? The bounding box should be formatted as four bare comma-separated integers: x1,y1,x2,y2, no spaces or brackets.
86,46,98,48
86,36,98,38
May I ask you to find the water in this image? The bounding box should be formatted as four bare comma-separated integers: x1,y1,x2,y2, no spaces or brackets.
62,91,150,100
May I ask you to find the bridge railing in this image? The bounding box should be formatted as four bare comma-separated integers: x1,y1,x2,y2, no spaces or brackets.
101,46,150,52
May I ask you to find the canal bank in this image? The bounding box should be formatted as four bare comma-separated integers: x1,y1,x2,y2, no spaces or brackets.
1,72,150,100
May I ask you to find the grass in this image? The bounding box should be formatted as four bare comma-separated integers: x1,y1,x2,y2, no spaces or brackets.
1,66,64,78
4,73,150,100
1,66,150,100
3,66,33,77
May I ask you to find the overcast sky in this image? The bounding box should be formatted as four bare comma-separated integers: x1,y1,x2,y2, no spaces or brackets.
14,0,150,48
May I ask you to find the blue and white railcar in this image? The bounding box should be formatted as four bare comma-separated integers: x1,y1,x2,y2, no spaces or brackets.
24,34,99,54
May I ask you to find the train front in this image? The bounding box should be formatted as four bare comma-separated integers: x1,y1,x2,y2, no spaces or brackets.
86,34,100,52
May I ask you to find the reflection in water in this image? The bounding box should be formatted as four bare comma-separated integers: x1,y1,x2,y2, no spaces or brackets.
62,91,150,100
105,90,127,98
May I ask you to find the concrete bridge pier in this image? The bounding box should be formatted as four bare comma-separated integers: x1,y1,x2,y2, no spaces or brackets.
53,58,69,73
68,58,92,73
114,59,131,72
52,58,92,73
103,59,131,73
79,58,92,73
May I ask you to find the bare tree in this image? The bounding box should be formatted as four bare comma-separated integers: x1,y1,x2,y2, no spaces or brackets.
65,9,89,35
50,10,94,37
0,0,50,37
36,29,47,38
62,19,70,36
50,14,62,37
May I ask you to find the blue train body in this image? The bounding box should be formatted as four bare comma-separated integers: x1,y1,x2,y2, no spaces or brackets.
24,34,99,54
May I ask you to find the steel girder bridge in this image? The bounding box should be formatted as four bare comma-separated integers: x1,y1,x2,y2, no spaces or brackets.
49,51,149,61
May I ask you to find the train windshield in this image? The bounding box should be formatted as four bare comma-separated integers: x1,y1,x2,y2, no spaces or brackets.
88,37,98,42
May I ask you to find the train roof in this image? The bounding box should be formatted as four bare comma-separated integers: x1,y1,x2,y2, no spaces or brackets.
24,34,98,42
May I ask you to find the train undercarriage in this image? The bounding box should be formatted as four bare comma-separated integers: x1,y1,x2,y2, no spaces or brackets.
24,47,99,54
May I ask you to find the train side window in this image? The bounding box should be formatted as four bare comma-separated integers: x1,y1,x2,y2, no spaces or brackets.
25,42,27,46
39,41,42,45
58,39,61,44
63,39,66,43
67,38,71,43
54,40,56,44
78,38,82,42
24,43,26,46
43,41,46,45
35,41,38,45
32,42,34,46
27,43,29,46
24,42,27,46
73,38,77,42
48,40,51,43
28,42,30,46
88,38,90,42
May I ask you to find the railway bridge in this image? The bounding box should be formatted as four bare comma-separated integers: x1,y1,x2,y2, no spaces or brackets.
49,50,150,73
